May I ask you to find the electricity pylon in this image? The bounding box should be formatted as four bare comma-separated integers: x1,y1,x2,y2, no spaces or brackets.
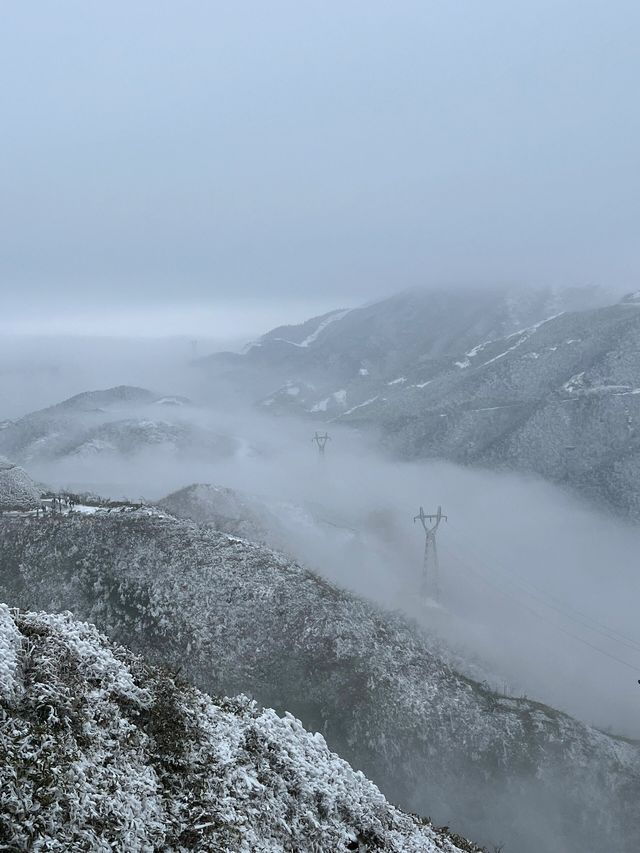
312,431,330,458
414,505,447,602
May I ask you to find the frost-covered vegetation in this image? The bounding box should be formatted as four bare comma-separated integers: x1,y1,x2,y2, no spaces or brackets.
1,511,638,852
0,456,41,511
159,483,280,545
0,604,478,852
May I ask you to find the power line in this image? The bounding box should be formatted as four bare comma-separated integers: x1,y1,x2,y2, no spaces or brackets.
450,529,640,655
442,543,640,673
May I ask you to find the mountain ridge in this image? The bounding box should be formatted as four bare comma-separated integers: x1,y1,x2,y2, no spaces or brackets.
0,385,238,466
197,287,640,517
0,508,637,852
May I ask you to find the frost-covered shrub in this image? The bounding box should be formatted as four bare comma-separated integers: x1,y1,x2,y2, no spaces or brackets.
0,604,475,853
0,457,41,511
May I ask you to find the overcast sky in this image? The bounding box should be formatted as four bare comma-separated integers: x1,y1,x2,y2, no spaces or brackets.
1,1,639,336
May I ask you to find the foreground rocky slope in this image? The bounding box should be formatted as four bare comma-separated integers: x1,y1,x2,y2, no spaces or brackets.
0,510,638,852
0,604,473,852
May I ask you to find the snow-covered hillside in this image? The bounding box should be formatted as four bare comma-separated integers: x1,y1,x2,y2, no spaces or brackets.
0,386,240,466
204,286,609,382
335,301,640,519
199,288,640,518
1,510,638,852
0,604,476,852
159,483,279,545
158,483,357,561
0,456,41,510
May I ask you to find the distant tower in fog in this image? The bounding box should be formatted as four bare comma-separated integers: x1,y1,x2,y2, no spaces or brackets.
312,431,330,458
414,505,447,603
190,339,199,359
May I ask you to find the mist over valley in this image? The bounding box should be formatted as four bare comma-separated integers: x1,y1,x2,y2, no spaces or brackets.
2,3,640,850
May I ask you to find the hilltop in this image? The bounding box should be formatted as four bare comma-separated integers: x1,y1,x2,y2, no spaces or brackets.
0,385,238,466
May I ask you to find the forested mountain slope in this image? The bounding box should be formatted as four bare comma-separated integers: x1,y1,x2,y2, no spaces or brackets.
159,483,281,545
0,604,475,853
202,286,607,387
334,301,640,518
200,288,640,518
0,510,637,853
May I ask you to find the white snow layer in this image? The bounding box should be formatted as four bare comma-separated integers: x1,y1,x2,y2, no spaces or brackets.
272,310,351,349
310,389,347,412
340,396,380,417
298,309,351,347
479,313,564,367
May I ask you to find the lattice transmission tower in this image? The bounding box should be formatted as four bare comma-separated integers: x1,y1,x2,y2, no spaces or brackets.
414,505,447,602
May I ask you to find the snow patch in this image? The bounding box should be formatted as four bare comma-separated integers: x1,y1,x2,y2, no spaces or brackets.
154,397,185,406
480,314,564,367
310,389,347,413
298,309,351,347
466,342,489,358
272,310,351,348
563,372,586,393
340,396,380,417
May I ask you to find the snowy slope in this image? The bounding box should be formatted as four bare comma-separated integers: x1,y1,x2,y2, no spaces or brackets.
200,288,640,517
0,604,476,853
259,308,352,349
334,302,640,518
0,511,638,853
201,285,609,389
200,287,609,412
158,483,356,559
0,456,41,510
158,483,280,545
0,386,239,465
